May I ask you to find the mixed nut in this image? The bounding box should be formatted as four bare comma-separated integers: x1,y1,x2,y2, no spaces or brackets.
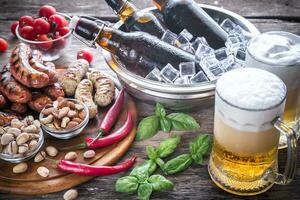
40,97,87,130
0,116,42,156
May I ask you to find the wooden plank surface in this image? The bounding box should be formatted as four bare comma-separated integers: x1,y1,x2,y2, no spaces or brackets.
0,0,300,199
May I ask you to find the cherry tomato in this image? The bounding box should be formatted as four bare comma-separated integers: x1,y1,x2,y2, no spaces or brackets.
37,34,53,50
53,35,66,49
19,15,34,27
58,27,70,36
0,38,8,52
77,49,93,63
49,14,68,30
33,18,50,34
10,21,19,36
19,26,36,40
39,5,56,19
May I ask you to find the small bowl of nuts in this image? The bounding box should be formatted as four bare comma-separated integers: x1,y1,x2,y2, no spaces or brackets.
0,116,44,163
39,97,89,139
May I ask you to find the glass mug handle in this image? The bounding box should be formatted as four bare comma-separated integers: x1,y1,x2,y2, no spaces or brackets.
264,117,298,185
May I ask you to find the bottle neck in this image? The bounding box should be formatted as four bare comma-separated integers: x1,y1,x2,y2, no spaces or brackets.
106,0,137,21
152,0,168,11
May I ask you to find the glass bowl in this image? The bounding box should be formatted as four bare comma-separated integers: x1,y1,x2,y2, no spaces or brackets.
39,98,89,139
15,21,72,62
0,129,44,163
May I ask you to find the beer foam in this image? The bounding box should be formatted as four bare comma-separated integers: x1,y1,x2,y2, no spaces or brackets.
216,68,286,110
248,32,300,65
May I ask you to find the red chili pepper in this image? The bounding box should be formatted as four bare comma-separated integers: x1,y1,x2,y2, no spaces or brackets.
60,112,133,151
57,156,136,176
99,88,125,136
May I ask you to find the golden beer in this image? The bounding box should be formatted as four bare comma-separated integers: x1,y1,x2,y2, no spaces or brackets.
246,31,300,148
209,68,298,196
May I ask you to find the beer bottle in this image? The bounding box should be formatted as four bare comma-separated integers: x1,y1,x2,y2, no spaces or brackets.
105,0,167,37
70,17,198,73
152,0,228,48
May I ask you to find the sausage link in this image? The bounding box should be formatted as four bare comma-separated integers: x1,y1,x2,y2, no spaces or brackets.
11,103,27,114
43,83,65,100
28,92,53,112
0,111,18,126
0,91,7,108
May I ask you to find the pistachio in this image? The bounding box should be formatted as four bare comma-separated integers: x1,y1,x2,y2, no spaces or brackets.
11,141,18,154
61,117,70,128
66,121,79,129
46,146,58,157
16,133,30,145
83,150,95,159
11,119,24,129
13,162,28,173
33,120,41,128
37,166,50,177
63,189,78,200
34,151,46,163
23,125,39,133
7,127,21,137
67,110,78,118
18,144,29,154
64,152,77,161
0,127,5,135
29,139,38,150
75,104,84,111
28,133,40,140
40,114,54,124
58,107,70,119
53,100,59,108
42,107,54,115
1,133,14,146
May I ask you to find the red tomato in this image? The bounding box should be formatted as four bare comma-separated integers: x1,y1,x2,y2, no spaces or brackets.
10,21,19,36
49,14,68,30
58,27,70,36
19,26,36,40
77,49,93,63
19,15,34,27
39,5,56,19
0,38,8,52
33,18,50,34
37,34,53,50
53,35,66,49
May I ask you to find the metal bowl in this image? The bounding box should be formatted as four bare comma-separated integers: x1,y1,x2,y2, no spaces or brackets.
103,4,260,110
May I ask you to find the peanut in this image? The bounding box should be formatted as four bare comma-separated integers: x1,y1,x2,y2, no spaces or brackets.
42,107,54,115
75,104,84,111
61,117,70,128
67,110,78,118
66,121,79,129
71,118,82,124
40,114,54,125
78,110,86,119
58,107,70,119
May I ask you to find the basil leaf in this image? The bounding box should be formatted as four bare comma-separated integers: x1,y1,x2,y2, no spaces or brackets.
167,113,200,131
148,175,174,192
155,103,166,118
136,115,160,140
160,117,172,132
155,158,165,169
156,136,181,158
189,134,212,163
138,183,152,200
146,146,157,160
130,160,157,176
115,176,139,193
163,154,193,175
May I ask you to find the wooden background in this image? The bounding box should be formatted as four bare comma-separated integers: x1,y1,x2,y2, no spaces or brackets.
0,0,300,199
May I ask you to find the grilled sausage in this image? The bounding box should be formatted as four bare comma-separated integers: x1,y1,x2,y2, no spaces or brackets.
87,70,115,107
9,43,49,88
0,91,7,108
43,83,65,100
0,111,18,126
11,103,27,114
0,64,32,103
75,79,98,119
29,50,58,85
28,92,53,112
61,59,89,96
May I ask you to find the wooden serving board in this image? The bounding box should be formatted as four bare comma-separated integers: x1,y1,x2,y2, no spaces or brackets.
0,69,138,195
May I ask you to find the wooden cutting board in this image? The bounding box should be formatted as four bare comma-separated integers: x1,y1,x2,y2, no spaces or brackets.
0,69,138,195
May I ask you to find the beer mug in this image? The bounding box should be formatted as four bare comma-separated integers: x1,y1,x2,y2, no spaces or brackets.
208,68,297,196
246,31,300,148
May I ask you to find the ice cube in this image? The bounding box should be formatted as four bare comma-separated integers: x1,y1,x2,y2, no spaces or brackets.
195,44,215,60
161,30,178,45
214,47,228,61
220,18,237,33
160,64,180,83
190,71,209,83
235,48,246,63
174,29,193,47
180,43,195,54
174,76,190,84
179,62,196,77
221,55,241,71
200,56,220,68
225,36,244,54
192,37,209,50
210,67,225,77
145,67,163,82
